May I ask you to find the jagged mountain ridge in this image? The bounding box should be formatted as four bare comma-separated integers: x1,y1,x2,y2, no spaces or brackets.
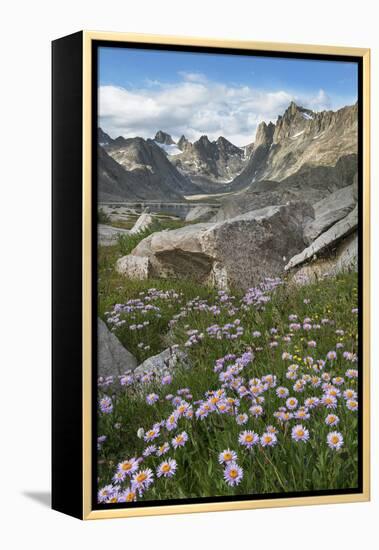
97,100,357,202
229,101,358,190
171,134,247,185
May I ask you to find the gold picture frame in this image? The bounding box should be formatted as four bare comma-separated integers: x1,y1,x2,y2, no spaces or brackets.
52,31,370,520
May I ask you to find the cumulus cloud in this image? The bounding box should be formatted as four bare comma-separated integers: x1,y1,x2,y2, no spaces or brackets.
99,76,348,146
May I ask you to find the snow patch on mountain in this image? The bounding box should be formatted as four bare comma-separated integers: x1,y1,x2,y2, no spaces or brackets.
155,142,182,156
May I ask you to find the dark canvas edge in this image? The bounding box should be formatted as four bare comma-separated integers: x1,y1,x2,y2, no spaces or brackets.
52,30,84,520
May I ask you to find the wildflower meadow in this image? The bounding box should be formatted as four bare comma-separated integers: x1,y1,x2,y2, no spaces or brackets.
96,240,359,505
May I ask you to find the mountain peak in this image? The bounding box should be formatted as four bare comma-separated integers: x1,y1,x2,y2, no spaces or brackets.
198,135,211,144
98,127,114,146
254,121,275,148
177,135,191,151
283,101,314,120
154,130,175,145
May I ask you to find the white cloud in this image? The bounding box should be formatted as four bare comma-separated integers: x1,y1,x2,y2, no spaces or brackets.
99,77,352,147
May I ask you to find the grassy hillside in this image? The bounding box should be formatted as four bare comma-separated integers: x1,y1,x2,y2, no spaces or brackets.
97,242,359,503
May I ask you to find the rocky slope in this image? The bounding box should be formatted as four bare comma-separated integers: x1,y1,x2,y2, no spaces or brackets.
98,145,186,202
230,102,358,190
215,154,358,220
98,132,201,201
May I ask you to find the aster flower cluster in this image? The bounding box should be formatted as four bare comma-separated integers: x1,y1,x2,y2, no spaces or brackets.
97,279,359,502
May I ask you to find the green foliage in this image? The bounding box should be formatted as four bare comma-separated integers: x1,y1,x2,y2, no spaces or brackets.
97,208,110,224
97,267,359,500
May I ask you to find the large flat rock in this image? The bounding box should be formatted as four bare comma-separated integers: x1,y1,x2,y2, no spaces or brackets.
120,201,313,290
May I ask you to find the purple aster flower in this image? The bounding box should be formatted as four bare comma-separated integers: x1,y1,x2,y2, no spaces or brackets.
325,414,340,426
144,427,160,442
143,445,157,457
131,468,154,493
218,449,238,465
156,442,170,456
99,396,113,414
276,386,289,398
223,462,243,486
171,431,188,449
146,393,159,405
291,424,310,442
260,432,278,447
327,431,344,450
346,399,358,411
97,484,115,503
286,397,298,410
117,458,139,477
161,375,172,385
238,430,259,449
157,458,177,478
236,413,248,425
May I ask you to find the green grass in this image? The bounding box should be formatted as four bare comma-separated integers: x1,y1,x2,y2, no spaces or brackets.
97,208,111,224
97,261,359,501
98,240,217,362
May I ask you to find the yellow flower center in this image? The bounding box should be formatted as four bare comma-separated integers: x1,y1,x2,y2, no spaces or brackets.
162,463,170,473
297,430,304,437
126,492,135,502
245,434,253,443
224,452,232,461
136,472,147,483
122,462,132,471
229,469,238,479
331,436,339,445
264,435,273,444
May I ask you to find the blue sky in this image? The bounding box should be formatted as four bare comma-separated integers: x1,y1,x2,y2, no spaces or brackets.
98,46,358,146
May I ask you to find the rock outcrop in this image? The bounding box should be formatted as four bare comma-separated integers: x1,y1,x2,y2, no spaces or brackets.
129,212,154,234
98,224,130,246
116,255,151,279
290,232,358,284
98,212,155,246
303,182,357,245
118,201,313,290
185,205,218,223
285,205,358,271
98,318,137,377
134,347,188,376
